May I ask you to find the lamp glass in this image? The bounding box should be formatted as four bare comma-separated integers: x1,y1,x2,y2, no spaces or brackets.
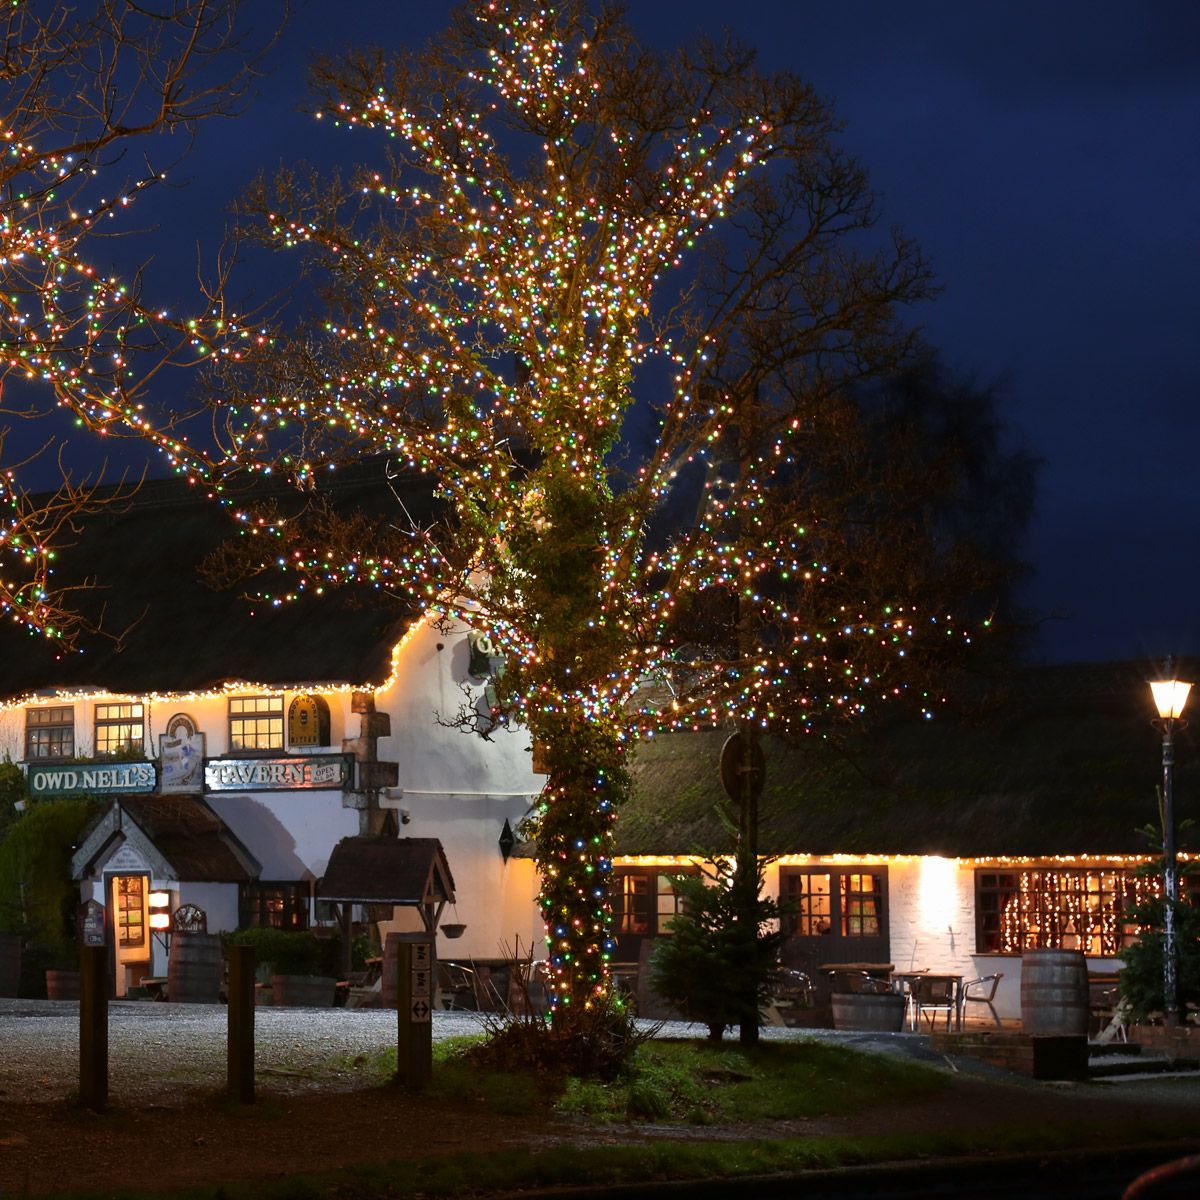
1151,678,1192,721
148,913,171,930
148,891,170,909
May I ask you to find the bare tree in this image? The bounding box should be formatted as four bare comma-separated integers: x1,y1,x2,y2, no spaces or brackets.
0,0,278,640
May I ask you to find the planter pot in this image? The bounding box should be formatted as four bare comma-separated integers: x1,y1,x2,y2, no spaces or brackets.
781,1004,833,1029
271,973,336,1008
45,968,80,1001
831,992,906,1032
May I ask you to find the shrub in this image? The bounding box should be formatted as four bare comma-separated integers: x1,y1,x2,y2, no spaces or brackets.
0,798,100,989
223,927,339,976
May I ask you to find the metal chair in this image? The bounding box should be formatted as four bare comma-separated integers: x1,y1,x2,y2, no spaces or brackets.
959,972,1004,1028
911,974,958,1030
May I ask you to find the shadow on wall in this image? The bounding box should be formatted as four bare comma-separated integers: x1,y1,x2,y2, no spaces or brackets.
205,794,307,879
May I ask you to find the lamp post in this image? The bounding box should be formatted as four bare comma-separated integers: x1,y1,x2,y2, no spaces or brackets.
1149,670,1191,1027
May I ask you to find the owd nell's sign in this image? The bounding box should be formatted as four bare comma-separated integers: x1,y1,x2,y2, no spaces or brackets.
27,761,157,796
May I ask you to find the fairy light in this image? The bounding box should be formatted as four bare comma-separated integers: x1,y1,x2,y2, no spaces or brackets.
3,5,987,1015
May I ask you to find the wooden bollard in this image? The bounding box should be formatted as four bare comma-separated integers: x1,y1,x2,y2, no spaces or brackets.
396,937,433,1090
79,945,108,1111
226,943,255,1104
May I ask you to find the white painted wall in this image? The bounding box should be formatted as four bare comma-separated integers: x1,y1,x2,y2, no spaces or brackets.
373,620,546,960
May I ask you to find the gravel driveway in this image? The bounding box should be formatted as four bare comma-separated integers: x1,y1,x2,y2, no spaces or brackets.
0,997,973,1105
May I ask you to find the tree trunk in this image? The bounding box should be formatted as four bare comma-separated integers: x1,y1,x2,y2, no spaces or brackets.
534,709,627,1018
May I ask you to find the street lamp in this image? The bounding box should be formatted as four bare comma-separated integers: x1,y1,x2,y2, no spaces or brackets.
1150,669,1191,1027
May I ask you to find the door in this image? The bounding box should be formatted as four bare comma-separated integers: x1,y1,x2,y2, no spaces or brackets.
109,874,151,997
779,865,891,987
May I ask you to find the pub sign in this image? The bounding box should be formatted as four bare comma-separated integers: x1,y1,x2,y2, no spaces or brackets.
204,753,353,793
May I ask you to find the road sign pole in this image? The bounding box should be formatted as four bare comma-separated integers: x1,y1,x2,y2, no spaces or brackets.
396,937,433,1090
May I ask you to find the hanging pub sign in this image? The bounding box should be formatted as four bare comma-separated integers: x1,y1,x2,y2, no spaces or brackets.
204,753,353,793
27,760,156,797
159,714,206,793
467,630,504,681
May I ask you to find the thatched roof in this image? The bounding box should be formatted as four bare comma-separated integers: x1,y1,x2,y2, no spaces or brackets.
72,794,259,882
317,836,456,905
0,461,433,699
620,660,1200,858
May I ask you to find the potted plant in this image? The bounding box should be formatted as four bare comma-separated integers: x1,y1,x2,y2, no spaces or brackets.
225,928,338,1007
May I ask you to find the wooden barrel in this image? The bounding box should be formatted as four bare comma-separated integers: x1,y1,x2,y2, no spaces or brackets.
45,968,80,1001
1020,949,1088,1036
0,932,20,997
271,973,336,1008
167,932,222,1003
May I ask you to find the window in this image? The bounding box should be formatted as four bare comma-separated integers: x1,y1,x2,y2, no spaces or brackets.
25,706,74,760
611,867,696,960
95,702,145,756
974,867,1166,957
781,867,887,940
239,881,310,930
229,695,284,752
779,865,890,968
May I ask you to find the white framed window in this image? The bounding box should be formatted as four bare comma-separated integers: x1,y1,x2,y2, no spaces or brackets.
25,706,74,760
229,695,284,751
95,702,145,756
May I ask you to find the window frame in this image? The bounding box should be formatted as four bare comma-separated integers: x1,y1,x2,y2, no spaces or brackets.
972,866,1180,957
238,880,311,931
228,694,285,753
779,865,890,943
25,705,75,760
611,865,698,960
94,701,145,757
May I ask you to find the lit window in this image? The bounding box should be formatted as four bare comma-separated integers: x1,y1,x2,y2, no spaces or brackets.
25,706,74,760
780,866,889,942
611,868,697,960
239,881,310,930
229,695,284,752
974,868,1157,957
95,702,145,756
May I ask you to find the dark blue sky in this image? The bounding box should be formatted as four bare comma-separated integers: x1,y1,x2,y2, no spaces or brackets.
76,1,1200,666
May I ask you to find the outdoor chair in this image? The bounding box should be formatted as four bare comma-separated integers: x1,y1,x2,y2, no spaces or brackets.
959,972,1004,1028
911,974,957,1030
438,962,479,1011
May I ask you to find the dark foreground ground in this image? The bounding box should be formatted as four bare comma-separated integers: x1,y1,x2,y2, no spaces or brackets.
1,1000,1198,1198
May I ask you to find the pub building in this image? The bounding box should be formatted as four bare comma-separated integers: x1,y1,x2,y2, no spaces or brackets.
0,468,1194,1021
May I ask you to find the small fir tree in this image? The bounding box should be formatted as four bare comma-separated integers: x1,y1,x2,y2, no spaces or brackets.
1118,891,1200,1022
649,858,787,1041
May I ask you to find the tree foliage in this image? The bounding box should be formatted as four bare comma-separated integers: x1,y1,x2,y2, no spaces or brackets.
1118,894,1200,1022
649,859,787,1041
14,2,1032,1016
0,798,99,964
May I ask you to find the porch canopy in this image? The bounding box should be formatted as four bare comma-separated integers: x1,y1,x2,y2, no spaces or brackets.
317,835,456,936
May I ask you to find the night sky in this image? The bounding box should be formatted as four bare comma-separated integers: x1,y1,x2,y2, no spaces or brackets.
58,1,1200,667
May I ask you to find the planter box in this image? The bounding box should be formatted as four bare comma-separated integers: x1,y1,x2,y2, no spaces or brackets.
831,992,905,1032
271,974,336,1008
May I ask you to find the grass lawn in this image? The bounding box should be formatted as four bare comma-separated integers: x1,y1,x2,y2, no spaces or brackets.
123,1035,1199,1200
